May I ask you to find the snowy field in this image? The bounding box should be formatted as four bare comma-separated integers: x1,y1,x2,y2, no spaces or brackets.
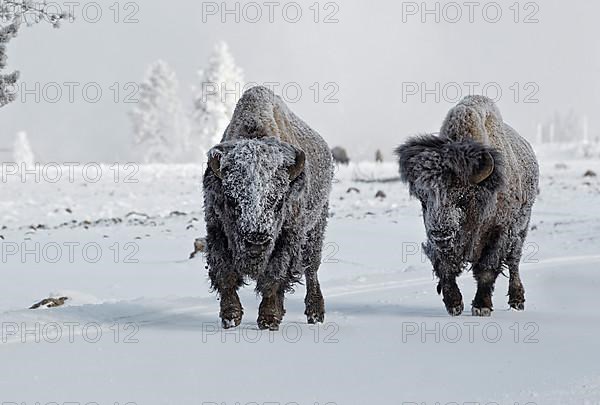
1,149,600,405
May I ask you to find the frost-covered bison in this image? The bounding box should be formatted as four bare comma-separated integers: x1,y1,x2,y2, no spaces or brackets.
203,86,333,330
396,96,539,316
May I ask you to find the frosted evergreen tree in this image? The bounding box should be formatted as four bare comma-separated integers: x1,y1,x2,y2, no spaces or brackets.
191,41,244,161
130,60,189,163
13,130,34,166
0,1,69,109
543,111,581,144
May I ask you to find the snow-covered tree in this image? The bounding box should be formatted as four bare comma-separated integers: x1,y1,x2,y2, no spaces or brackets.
191,41,244,161
541,111,583,144
13,130,34,166
1,1,69,109
130,60,189,163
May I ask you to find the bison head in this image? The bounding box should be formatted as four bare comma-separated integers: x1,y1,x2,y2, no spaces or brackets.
206,138,306,262
396,135,506,254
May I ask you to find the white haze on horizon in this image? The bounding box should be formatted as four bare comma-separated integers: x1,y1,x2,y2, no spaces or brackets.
1,0,598,162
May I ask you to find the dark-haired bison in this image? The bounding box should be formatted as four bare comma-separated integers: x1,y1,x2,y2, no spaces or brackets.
203,86,333,330
332,146,350,165
396,96,539,316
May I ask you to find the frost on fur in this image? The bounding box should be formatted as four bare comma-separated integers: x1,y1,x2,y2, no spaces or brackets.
396,95,539,317
203,86,333,330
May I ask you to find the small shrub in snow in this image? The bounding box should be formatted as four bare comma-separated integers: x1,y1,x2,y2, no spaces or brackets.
12,131,35,167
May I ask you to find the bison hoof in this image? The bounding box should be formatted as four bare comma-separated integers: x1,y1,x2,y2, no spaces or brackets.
472,307,493,317
441,283,463,316
221,317,241,329
257,316,281,331
446,302,464,317
306,311,325,324
219,291,243,329
509,301,525,311
305,298,325,324
220,308,243,329
508,286,525,311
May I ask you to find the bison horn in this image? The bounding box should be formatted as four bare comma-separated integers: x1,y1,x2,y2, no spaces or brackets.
288,149,306,181
209,151,223,179
470,151,495,185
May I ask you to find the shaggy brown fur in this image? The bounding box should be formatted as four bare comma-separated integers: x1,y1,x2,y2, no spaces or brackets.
204,86,333,330
397,96,539,316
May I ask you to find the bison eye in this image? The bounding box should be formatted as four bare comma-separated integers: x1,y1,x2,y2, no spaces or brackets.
457,193,469,208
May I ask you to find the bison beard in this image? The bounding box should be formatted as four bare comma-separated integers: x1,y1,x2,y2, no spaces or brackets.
203,86,333,330
396,96,539,317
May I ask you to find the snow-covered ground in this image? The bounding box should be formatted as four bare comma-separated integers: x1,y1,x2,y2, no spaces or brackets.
1,149,599,405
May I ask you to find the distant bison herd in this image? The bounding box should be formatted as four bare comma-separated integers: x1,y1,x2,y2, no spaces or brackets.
203,86,539,329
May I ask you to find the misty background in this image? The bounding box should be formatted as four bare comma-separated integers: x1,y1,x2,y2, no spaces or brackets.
1,0,598,162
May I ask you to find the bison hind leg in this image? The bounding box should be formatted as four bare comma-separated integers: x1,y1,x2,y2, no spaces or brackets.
304,252,325,324
506,219,531,311
304,271,325,324
302,215,327,324
507,248,526,311
507,284,525,311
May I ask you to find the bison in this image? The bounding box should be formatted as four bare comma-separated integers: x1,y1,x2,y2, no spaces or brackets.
331,146,350,165
396,95,539,316
203,86,333,330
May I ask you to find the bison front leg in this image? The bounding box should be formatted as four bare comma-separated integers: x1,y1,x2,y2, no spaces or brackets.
471,264,501,316
426,242,464,315
257,285,285,331
432,259,464,316
256,229,303,330
471,230,508,316
437,276,464,316
219,287,244,329
206,222,244,329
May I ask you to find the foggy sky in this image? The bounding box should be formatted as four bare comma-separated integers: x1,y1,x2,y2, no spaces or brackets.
2,0,598,162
